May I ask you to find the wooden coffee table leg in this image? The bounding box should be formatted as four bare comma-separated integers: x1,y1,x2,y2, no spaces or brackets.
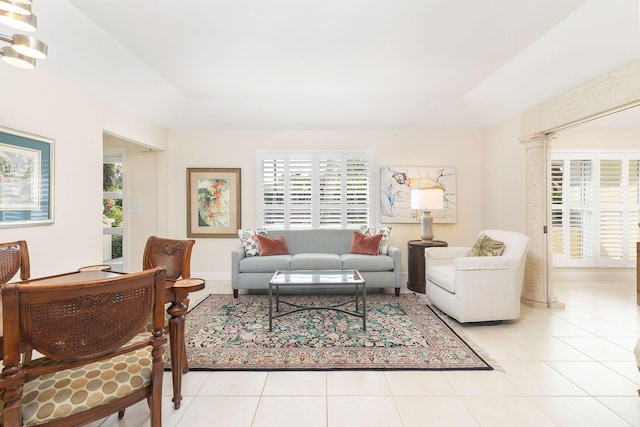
167,301,186,409
166,278,205,410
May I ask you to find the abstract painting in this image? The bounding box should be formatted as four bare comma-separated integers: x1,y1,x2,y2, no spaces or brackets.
380,166,456,223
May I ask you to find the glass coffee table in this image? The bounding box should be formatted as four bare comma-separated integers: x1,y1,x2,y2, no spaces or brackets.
268,270,366,332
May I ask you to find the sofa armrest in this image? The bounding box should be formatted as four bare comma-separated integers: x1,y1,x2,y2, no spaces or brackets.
386,246,402,288
231,247,246,289
454,256,510,271
425,247,471,261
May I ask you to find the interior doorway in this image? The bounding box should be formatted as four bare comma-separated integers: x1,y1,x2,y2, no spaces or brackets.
546,107,640,284
103,133,159,272
103,147,126,271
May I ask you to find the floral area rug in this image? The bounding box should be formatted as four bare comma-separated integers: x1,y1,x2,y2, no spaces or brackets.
178,293,493,371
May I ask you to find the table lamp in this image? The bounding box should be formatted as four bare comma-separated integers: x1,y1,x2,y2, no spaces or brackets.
411,188,444,241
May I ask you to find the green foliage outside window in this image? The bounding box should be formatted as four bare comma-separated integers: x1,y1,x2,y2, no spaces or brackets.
103,163,123,228
103,163,122,192
103,199,123,227
111,234,123,259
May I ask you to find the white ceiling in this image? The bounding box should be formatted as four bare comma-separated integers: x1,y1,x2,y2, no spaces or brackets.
32,0,640,131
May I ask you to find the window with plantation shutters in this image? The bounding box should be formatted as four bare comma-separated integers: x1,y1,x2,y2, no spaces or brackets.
550,152,640,268
257,151,373,229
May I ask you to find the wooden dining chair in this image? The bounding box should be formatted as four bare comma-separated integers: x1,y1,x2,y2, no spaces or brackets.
143,236,195,283
142,235,197,374
0,240,31,363
0,240,30,284
0,267,167,427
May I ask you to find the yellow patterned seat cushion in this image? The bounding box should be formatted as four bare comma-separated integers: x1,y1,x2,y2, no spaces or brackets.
0,345,152,426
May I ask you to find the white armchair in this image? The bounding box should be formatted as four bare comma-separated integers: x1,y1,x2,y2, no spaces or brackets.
424,229,529,323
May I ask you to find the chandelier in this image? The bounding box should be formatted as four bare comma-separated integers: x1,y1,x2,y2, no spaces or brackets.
0,0,47,70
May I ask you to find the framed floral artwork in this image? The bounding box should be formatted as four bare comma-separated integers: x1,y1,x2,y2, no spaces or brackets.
0,127,54,228
187,168,241,238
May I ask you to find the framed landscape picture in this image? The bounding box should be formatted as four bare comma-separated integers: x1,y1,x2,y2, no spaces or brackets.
380,166,456,224
0,127,54,228
187,168,241,237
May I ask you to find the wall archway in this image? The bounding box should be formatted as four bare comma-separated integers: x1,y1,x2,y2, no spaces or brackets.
520,58,640,307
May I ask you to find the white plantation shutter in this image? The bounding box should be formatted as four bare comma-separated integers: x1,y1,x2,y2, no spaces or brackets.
551,152,640,268
257,151,373,229
629,160,640,262
260,156,285,227
318,155,343,228
345,157,371,226
568,159,594,263
550,160,565,256
288,155,313,228
599,160,623,263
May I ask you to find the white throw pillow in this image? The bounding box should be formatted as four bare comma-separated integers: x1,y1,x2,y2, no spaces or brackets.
360,226,392,255
237,229,268,256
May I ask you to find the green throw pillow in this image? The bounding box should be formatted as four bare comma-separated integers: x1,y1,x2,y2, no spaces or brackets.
470,234,505,257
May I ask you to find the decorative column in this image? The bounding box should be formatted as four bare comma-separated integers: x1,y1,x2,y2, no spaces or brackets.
520,134,564,308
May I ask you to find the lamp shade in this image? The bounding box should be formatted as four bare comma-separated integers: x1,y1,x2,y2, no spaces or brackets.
410,188,444,210
0,9,36,31
0,0,31,15
1,47,35,69
11,33,46,58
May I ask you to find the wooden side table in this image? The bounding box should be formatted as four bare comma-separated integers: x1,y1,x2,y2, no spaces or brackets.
407,239,448,293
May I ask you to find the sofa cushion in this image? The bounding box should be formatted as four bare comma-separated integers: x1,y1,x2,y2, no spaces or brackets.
360,226,392,254
257,235,290,256
470,233,505,257
291,253,342,270
238,229,268,257
341,254,394,271
348,231,383,256
426,264,455,293
239,255,292,273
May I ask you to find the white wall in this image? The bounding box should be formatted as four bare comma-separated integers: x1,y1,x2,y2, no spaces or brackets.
164,130,484,288
481,115,526,233
0,66,166,278
554,129,640,150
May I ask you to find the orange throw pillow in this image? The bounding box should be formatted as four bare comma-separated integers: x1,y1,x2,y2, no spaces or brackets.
256,235,290,256
348,231,383,256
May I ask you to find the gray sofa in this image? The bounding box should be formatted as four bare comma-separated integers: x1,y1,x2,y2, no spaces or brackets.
231,229,402,297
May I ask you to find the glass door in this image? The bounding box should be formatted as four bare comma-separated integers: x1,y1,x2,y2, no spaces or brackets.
103,149,126,271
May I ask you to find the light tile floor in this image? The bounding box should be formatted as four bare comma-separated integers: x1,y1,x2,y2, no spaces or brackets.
90,278,640,426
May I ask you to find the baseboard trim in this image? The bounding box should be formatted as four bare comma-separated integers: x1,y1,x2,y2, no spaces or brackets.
551,268,635,281
191,272,231,281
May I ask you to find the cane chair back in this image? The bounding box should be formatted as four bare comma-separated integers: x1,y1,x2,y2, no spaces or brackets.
142,236,198,377
0,268,167,427
143,236,195,282
0,240,30,284
0,240,31,362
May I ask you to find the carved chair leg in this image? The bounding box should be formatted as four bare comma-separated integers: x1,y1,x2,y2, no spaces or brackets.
118,409,126,419
22,345,33,364
182,298,190,374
